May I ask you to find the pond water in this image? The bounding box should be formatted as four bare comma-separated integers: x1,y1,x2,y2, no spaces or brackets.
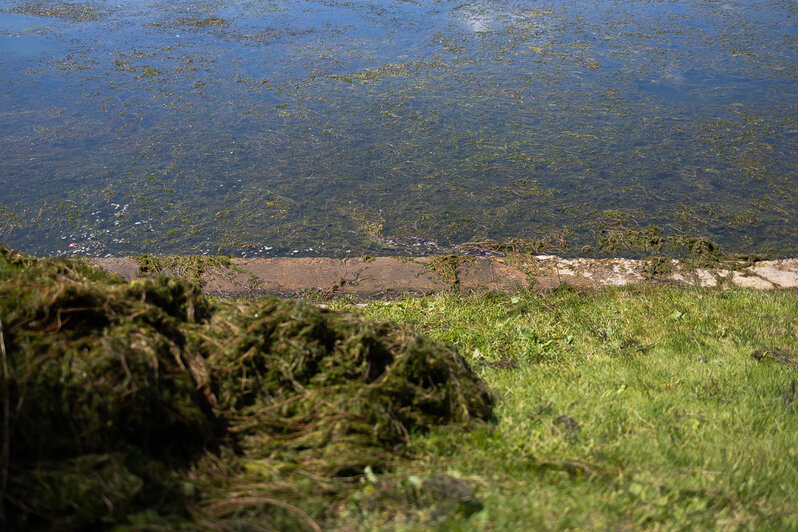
0,0,796,258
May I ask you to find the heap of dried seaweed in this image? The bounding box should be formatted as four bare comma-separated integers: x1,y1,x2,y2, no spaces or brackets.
0,245,493,530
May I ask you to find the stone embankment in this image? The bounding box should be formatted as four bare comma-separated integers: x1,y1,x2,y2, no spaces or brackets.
91,255,798,296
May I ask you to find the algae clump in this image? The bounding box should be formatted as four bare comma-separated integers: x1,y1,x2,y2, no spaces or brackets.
0,245,493,530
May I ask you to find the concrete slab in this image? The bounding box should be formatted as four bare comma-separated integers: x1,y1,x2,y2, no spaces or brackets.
89,255,798,296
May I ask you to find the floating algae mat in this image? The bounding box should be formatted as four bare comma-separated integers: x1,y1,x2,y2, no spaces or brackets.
0,244,493,529
0,0,796,258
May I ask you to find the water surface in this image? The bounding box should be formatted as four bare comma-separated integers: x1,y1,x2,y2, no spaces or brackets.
1,0,796,257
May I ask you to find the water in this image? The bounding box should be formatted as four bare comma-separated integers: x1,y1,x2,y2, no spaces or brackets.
0,0,796,258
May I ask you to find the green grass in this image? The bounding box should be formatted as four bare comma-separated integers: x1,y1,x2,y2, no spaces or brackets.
329,286,798,530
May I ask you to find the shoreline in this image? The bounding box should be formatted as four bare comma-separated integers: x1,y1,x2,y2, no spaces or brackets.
87,254,798,296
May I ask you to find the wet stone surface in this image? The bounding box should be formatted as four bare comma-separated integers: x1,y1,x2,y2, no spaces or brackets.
0,0,796,258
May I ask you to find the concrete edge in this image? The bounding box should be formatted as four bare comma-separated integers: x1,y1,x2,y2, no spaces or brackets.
88,255,798,296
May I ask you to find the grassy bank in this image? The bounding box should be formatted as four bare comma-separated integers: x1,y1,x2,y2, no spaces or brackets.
2,245,796,529
329,286,798,530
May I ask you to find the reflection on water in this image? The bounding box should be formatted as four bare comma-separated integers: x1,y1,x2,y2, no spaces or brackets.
0,34,48,56
0,0,795,258
0,13,51,55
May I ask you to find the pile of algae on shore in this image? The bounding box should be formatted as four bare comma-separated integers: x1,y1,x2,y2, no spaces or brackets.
0,244,493,530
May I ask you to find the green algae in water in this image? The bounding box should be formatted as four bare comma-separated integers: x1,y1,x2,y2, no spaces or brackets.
9,1,108,22
0,0,795,258
0,244,493,530
172,16,229,28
